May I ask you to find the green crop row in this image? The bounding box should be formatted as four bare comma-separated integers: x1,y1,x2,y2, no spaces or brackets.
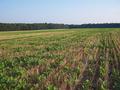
0,28,120,90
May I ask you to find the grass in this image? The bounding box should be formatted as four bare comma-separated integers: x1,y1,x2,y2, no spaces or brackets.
0,28,120,90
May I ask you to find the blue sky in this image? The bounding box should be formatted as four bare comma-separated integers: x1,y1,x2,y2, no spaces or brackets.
0,0,120,24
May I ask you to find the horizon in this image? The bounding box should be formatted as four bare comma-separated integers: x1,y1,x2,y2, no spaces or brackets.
0,0,120,24
1,22,120,25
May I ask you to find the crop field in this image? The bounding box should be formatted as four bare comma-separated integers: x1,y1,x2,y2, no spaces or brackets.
0,28,120,90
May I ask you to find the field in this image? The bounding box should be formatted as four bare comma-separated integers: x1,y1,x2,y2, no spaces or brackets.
0,28,120,90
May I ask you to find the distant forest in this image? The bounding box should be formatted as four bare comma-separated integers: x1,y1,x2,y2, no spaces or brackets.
0,23,120,31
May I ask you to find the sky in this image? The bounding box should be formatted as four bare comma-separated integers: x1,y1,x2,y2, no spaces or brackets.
0,0,120,24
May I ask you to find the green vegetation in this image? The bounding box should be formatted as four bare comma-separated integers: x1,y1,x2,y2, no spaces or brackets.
0,28,120,90
1,23,120,31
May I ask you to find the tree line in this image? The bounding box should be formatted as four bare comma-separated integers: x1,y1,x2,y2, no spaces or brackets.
0,23,67,31
68,23,120,28
0,23,120,31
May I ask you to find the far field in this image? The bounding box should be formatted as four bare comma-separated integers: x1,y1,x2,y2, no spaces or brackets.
0,28,120,90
